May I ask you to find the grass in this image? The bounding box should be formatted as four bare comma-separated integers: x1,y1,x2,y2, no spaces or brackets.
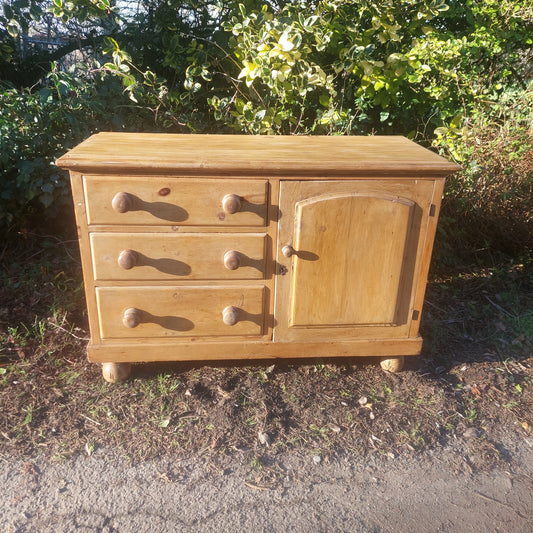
0,232,531,474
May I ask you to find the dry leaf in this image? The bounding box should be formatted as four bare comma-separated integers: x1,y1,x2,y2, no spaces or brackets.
216,385,230,398
471,384,482,397
258,431,270,446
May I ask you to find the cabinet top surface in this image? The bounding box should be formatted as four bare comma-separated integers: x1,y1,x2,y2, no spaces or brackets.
56,133,459,177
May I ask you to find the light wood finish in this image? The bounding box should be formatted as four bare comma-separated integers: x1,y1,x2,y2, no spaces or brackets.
84,176,267,226
111,192,132,213
222,306,239,326
57,134,459,379
117,249,137,270
96,286,265,338
223,250,241,271
90,233,266,280
101,362,132,383
290,192,414,326
408,177,446,338
56,133,459,177
274,180,434,342
222,194,242,214
68,172,103,344
87,338,423,363
380,356,405,373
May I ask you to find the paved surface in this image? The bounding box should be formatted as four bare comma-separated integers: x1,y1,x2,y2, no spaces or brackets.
2,441,532,532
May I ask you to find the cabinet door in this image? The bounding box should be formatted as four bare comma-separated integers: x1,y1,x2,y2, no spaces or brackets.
274,180,435,342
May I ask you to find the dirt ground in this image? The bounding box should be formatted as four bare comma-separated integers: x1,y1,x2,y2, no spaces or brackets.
1,238,532,532
1,436,532,533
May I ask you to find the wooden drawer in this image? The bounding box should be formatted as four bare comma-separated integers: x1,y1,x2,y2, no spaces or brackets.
83,176,268,226
90,233,267,281
96,286,265,339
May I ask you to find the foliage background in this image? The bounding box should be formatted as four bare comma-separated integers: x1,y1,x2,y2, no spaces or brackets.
1,0,531,266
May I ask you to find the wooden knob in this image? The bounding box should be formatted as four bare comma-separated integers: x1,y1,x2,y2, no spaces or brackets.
380,356,405,373
282,245,295,258
112,192,132,213
224,250,241,270
222,306,239,326
102,362,131,383
222,194,241,215
123,308,141,328
118,250,137,270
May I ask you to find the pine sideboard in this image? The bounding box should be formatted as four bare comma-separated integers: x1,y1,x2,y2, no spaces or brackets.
56,133,458,382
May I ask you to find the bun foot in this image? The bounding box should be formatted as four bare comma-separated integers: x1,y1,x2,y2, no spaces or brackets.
102,362,132,383
379,356,405,373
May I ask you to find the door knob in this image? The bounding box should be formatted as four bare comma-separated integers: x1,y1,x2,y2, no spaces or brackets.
282,245,295,258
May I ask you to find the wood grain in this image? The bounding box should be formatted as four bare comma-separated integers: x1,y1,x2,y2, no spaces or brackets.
96,286,266,339
90,232,267,281
274,180,435,342
56,133,460,177
86,337,424,363
58,134,458,373
290,192,415,326
83,176,267,226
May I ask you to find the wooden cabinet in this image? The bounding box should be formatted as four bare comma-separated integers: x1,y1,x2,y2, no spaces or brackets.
57,133,458,381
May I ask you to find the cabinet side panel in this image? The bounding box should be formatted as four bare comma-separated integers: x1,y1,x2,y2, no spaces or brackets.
69,172,101,345
409,178,445,337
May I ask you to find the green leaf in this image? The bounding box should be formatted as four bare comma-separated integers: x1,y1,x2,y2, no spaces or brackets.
319,94,330,107
123,76,136,87
450,113,463,128
30,4,43,20
278,32,295,52
7,21,19,38
304,15,319,28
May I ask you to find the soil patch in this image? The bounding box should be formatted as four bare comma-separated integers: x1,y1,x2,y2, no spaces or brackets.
0,237,532,471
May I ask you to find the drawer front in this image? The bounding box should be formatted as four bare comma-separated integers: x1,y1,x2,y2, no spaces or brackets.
96,286,265,338
90,233,267,281
84,176,268,226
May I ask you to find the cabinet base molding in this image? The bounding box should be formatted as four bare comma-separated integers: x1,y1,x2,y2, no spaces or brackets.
88,338,423,364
